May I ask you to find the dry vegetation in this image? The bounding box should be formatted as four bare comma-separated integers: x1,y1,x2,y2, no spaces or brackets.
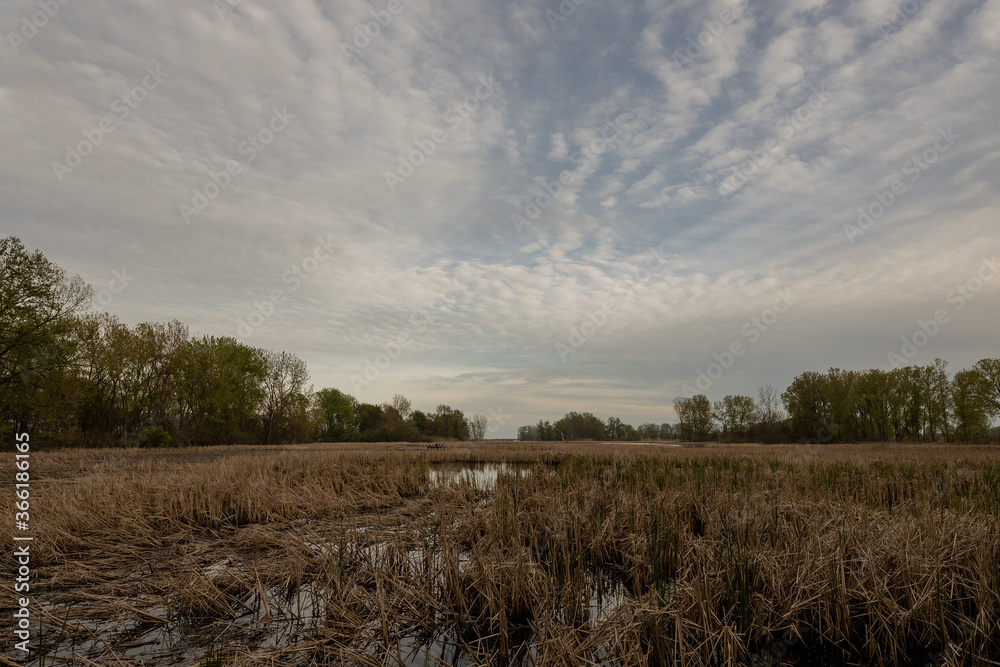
3,441,1000,666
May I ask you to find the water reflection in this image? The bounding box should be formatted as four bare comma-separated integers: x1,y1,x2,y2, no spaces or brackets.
428,462,534,487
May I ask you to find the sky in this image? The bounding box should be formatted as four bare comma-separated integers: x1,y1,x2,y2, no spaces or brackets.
2,0,999,437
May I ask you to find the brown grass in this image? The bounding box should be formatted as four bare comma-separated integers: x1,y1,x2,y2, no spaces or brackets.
2,441,999,665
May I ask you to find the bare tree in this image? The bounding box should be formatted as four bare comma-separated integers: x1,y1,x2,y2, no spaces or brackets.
755,384,784,440
469,413,489,440
263,350,309,443
391,393,412,419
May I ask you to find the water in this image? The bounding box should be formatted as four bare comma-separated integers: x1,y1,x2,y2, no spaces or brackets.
428,462,535,487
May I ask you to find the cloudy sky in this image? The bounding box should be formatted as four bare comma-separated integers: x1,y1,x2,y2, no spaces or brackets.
3,0,999,436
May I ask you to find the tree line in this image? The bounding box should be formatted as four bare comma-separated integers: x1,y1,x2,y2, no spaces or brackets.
4,237,998,447
518,363,1000,444
517,413,676,442
0,237,486,447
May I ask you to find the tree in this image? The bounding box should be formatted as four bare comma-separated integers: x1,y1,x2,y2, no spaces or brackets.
674,395,714,441
554,412,605,440
74,313,124,444
355,403,384,434
413,410,430,433
430,405,470,440
391,393,413,419
782,372,832,441
173,336,267,446
1,237,92,439
469,414,489,440
118,320,188,443
972,359,1000,414
755,385,784,442
517,424,537,441
715,395,756,441
952,369,994,442
637,422,660,440
313,388,358,441
928,358,952,442
262,350,310,443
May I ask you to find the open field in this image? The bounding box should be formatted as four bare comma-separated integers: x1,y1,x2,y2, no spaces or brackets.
3,441,1000,666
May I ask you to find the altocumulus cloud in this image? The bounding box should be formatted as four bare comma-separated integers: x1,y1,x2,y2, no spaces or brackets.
2,0,999,435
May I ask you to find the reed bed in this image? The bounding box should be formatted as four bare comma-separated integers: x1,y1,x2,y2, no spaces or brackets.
2,442,999,666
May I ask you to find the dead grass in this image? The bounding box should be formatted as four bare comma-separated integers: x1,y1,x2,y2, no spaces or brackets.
2,441,999,665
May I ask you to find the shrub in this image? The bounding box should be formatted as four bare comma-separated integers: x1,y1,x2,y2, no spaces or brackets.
138,425,173,448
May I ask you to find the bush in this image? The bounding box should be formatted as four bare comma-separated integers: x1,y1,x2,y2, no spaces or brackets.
138,425,173,448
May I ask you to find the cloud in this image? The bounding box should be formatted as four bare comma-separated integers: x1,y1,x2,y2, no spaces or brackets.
2,0,999,434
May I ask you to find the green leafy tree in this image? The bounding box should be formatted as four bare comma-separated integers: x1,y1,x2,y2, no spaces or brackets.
782,372,832,441
356,403,384,434
517,424,537,441
715,395,757,441
674,395,714,441
952,369,994,442
313,388,358,441
637,422,660,440
430,405,470,440
1,237,92,440
972,358,1000,415
554,412,605,440
173,336,267,445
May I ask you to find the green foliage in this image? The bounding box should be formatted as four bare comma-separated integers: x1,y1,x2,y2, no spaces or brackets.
138,424,173,448
313,387,358,441
0,236,92,441
174,335,268,446
674,394,715,441
713,395,757,441
781,359,999,443
555,411,605,440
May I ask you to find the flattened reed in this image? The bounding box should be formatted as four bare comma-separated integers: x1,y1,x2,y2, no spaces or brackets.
2,442,999,665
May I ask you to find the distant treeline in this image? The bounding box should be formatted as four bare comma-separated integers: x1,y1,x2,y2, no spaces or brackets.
4,237,999,447
519,362,1000,444
518,414,675,442
0,237,487,447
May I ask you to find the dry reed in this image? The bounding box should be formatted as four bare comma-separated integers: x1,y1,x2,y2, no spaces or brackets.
1,441,998,665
